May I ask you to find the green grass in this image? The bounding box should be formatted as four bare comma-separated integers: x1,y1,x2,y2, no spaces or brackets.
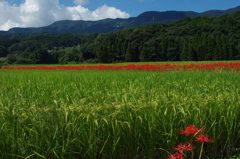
0,70,240,158
4,60,240,67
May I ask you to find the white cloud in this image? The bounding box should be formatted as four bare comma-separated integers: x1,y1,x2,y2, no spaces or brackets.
0,0,130,31
93,5,131,20
73,0,89,6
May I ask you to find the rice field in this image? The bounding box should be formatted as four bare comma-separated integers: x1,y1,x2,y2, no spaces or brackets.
0,64,240,158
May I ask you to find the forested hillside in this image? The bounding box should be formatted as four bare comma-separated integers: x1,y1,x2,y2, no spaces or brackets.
1,6,239,34
1,11,240,65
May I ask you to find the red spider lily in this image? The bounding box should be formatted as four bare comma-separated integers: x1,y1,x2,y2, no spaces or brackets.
170,126,214,159
168,152,184,159
174,143,195,152
1,62,240,72
195,134,214,143
178,125,205,136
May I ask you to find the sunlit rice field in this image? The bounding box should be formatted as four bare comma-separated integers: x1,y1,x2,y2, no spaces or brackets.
0,66,240,158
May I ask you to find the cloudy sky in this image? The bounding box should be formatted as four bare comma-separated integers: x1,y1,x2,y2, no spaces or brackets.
0,0,239,31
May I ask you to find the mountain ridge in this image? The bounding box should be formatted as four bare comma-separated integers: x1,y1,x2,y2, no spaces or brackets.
1,5,240,34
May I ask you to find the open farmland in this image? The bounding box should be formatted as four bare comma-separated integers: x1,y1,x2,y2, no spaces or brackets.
0,64,240,158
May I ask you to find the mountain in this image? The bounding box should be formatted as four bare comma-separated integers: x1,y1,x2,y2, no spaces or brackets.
1,6,240,34
201,5,240,17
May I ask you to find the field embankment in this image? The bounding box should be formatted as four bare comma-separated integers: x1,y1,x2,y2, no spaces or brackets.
1,62,240,72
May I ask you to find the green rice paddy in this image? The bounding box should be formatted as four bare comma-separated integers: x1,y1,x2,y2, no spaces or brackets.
0,69,239,158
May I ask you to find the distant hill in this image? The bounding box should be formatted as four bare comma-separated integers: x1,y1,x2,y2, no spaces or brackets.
1,6,240,34
201,5,240,16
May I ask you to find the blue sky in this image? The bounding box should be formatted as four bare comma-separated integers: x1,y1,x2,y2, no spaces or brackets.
10,0,240,16
77,0,240,16
0,0,239,31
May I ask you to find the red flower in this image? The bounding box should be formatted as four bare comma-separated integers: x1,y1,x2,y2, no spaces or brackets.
195,134,214,143
174,143,195,152
168,152,184,159
178,125,205,136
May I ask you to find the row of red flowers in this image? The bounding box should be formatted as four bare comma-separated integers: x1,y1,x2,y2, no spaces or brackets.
1,62,240,72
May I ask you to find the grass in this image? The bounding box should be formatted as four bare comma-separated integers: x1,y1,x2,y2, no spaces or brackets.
4,60,240,67
0,69,240,158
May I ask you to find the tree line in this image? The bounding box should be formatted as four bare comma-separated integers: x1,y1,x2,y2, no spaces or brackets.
1,11,240,65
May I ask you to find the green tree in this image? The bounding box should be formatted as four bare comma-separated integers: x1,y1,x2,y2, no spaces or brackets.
15,58,32,64
125,43,132,62
6,54,17,64
0,46,8,57
129,29,151,62
32,48,51,64
0,58,6,67
139,38,158,62
180,41,188,61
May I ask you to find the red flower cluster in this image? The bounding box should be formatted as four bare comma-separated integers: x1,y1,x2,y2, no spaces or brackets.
195,134,214,143
174,143,196,152
169,143,195,159
178,125,214,143
168,152,184,159
168,125,214,159
1,62,240,72
178,125,205,136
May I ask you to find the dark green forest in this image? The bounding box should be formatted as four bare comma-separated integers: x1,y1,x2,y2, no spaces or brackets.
1,11,240,65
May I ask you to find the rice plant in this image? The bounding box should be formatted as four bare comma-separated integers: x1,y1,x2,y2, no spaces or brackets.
0,69,239,158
